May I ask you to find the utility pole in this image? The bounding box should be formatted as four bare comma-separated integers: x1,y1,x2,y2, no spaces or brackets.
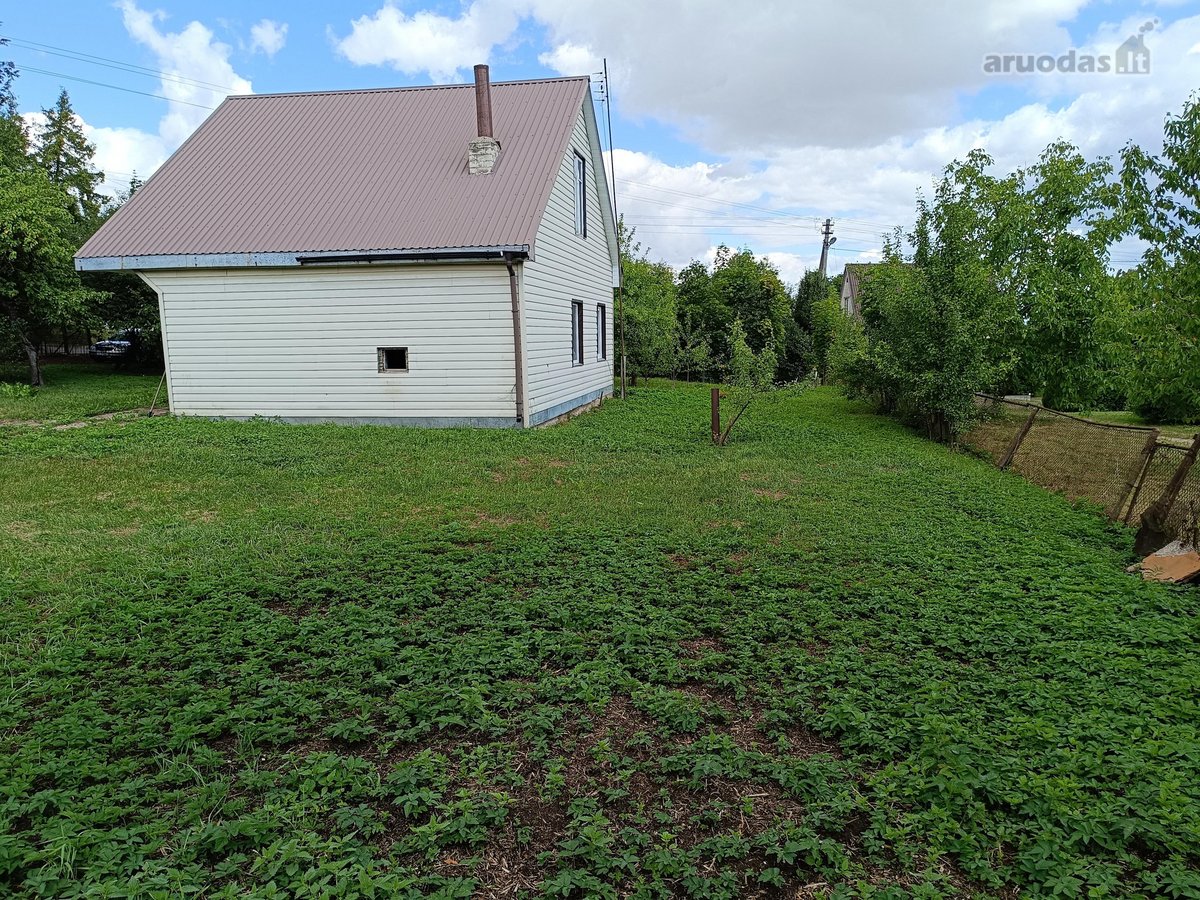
600,58,627,400
817,218,836,278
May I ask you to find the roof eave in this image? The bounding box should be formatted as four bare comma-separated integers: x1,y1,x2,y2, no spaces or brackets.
75,245,531,272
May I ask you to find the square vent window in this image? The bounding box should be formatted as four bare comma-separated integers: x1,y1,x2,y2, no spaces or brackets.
378,347,408,372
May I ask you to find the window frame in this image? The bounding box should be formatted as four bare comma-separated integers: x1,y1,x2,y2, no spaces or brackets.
377,347,409,373
573,152,587,238
570,300,584,366
596,303,607,360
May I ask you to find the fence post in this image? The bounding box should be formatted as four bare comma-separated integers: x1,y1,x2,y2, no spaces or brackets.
1118,432,1156,525
1135,433,1200,554
711,388,721,445
1110,429,1159,522
1000,407,1038,470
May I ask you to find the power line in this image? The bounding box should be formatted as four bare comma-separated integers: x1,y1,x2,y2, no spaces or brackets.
627,228,879,250
618,177,901,232
5,35,238,94
17,64,218,110
625,214,888,238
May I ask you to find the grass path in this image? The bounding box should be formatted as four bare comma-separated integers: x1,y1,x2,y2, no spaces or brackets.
0,361,165,424
1,384,1196,898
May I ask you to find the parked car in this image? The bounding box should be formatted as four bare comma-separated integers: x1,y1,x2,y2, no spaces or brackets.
88,330,139,362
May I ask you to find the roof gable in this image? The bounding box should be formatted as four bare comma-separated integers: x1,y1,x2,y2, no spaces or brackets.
77,77,590,264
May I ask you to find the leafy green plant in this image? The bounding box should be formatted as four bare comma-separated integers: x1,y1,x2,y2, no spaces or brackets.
0,381,1196,897
0,381,34,400
714,318,777,445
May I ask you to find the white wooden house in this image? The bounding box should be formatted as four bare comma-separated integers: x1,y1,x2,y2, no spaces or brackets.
76,67,618,427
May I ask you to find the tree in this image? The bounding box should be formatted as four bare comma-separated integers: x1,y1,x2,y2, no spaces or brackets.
774,317,813,382
809,278,845,383
715,318,776,445
793,268,826,333
35,90,105,226
676,310,714,381
0,30,29,169
618,219,678,382
710,246,790,359
844,153,1021,441
1120,93,1200,424
0,167,90,385
825,306,867,387
1013,141,1124,410
676,259,727,361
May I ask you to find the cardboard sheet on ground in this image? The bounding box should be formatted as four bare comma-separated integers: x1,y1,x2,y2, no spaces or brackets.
1136,541,1200,583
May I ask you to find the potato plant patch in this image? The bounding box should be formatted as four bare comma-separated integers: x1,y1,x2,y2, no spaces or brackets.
1,384,1197,898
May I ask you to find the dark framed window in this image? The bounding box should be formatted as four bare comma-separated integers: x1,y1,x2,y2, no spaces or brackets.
573,153,587,238
377,347,408,372
596,303,607,360
571,300,584,365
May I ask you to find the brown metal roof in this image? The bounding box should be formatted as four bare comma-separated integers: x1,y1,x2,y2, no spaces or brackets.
77,77,590,261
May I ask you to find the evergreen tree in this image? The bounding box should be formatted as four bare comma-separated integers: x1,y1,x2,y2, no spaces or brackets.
35,89,104,225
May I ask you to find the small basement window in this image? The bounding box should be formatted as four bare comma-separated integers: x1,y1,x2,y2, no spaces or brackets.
378,347,408,372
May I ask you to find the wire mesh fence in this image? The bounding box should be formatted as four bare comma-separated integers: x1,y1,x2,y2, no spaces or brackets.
964,394,1200,547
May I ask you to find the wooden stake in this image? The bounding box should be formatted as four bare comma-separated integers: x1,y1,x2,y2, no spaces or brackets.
1136,433,1200,554
1000,407,1038,469
1113,430,1159,523
711,388,720,445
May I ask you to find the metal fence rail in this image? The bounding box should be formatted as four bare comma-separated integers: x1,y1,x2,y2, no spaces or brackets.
964,395,1199,547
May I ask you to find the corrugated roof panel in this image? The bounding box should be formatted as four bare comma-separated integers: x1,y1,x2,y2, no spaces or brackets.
78,78,590,260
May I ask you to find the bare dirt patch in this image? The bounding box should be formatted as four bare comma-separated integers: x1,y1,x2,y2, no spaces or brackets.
752,489,789,501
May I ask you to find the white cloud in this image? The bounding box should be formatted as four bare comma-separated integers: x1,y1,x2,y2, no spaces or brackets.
117,0,251,148
250,19,288,58
538,42,600,77
335,0,1103,150
334,1,523,81
35,2,256,195
586,9,1200,276
85,124,170,198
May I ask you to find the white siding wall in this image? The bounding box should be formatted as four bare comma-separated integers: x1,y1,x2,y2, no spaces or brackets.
144,264,517,424
521,103,615,424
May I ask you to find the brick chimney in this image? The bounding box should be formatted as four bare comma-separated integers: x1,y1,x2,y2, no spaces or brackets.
468,64,500,175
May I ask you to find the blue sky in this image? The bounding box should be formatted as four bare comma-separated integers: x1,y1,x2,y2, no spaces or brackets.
5,1,1199,282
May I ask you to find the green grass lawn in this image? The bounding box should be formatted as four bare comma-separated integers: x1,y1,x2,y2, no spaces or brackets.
0,361,166,423
1,384,1197,898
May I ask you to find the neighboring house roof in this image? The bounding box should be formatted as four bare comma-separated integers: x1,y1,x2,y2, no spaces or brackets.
77,77,592,266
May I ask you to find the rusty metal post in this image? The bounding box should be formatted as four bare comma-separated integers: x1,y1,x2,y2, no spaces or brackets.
1000,407,1038,470
711,388,720,445
1113,429,1159,523
473,64,493,138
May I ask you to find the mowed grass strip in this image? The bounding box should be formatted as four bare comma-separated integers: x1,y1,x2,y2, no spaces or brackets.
0,384,1196,899
0,362,165,424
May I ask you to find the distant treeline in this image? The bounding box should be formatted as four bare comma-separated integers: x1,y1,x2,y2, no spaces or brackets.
619,93,1200,431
